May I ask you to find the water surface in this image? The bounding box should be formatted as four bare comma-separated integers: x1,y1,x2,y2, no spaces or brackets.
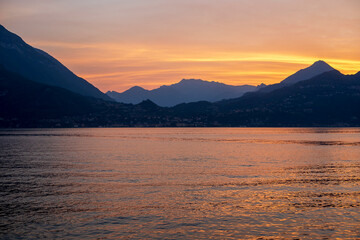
0,128,359,239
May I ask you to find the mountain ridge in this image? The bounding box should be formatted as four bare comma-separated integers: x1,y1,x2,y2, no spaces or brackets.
107,78,265,107
258,60,335,93
281,60,335,85
170,70,360,126
1,26,359,127
0,25,111,101
1,65,359,127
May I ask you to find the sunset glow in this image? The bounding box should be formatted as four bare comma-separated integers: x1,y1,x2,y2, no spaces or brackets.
1,1,360,238
1,0,359,91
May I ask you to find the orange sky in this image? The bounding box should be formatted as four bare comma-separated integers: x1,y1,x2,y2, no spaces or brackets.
1,0,359,92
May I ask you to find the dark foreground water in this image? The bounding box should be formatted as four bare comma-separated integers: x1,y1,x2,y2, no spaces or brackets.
0,128,359,239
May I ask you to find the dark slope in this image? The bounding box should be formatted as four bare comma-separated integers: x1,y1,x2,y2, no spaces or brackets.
0,66,169,127
0,25,111,101
0,65,103,123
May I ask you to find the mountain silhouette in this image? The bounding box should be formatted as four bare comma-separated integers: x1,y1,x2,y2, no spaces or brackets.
1,65,359,127
0,64,100,120
1,25,359,127
282,60,334,85
173,70,360,126
259,60,335,93
0,64,168,127
0,25,111,100
107,79,265,107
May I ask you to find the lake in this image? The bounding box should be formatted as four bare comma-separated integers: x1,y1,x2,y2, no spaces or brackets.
0,128,359,239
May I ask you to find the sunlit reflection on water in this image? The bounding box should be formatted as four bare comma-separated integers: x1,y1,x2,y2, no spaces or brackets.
0,128,359,239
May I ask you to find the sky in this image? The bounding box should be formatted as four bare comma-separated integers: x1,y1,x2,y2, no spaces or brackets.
0,0,359,92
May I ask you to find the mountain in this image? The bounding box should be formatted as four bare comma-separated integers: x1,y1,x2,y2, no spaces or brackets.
0,65,169,127
107,79,264,107
0,25,111,101
281,60,334,85
107,86,150,105
0,25,358,127
0,65,102,120
1,64,359,127
172,70,360,126
259,60,335,93
108,60,335,107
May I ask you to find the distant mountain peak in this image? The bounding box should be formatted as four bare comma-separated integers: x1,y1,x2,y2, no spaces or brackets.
129,86,147,91
280,60,335,86
312,60,327,65
257,83,267,88
177,79,210,85
177,79,226,87
106,86,148,95
308,60,334,70
180,78,204,82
